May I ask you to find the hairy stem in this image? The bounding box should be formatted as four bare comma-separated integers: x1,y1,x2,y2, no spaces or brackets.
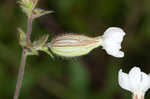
13,50,27,99
26,17,33,42
14,17,33,99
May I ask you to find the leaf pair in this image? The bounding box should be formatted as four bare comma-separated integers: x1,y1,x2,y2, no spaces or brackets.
18,28,53,57
19,0,52,19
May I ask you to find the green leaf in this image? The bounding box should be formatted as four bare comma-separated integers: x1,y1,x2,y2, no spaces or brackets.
33,35,49,48
40,47,54,58
32,8,53,19
18,28,27,46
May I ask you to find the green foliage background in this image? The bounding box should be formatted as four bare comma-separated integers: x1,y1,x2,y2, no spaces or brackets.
0,0,150,99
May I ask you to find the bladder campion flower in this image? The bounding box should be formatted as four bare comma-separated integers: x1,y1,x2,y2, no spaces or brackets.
48,27,126,58
118,67,150,99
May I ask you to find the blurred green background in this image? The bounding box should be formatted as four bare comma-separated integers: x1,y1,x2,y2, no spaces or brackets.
0,0,150,99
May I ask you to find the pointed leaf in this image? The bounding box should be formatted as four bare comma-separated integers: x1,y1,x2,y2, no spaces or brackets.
32,8,53,19
34,35,49,46
33,35,49,51
40,47,54,58
18,28,27,46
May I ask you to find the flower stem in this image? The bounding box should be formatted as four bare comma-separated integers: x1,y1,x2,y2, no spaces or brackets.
26,17,33,42
13,50,27,99
13,17,33,99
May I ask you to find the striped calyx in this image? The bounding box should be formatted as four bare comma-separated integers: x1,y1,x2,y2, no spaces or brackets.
48,34,101,57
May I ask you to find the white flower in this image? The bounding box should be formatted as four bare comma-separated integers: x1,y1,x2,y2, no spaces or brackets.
99,27,125,58
118,67,150,99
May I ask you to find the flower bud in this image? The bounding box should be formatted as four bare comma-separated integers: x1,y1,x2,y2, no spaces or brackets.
19,0,38,17
48,34,101,57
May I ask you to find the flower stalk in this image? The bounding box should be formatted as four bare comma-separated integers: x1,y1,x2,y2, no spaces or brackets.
26,17,33,42
14,0,52,99
14,16,33,99
13,50,27,99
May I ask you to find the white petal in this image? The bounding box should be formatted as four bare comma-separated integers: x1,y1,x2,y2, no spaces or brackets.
128,67,141,90
140,72,150,92
119,67,150,94
100,27,125,58
118,69,131,91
